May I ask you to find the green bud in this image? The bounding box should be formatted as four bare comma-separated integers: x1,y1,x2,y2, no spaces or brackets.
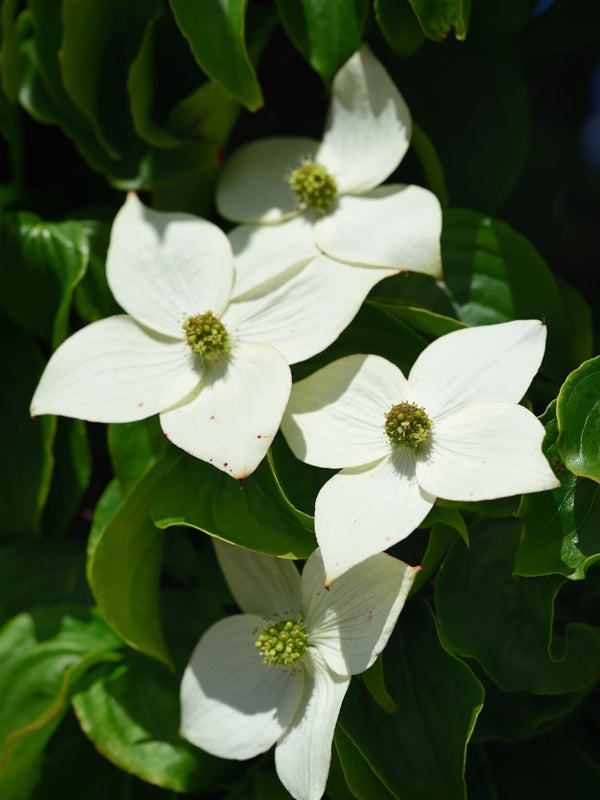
183,311,229,360
255,618,309,666
384,401,432,448
288,160,337,214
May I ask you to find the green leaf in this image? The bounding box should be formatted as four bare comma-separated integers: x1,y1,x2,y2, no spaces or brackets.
169,0,263,110
374,0,426,58
108,417,168,495
127,1,182,148
0,607,122,800
361,658,398,714
440,208,570,384
436,518,600,693
366,298,465,339
334,726,396,800
87,458,173,669
72,221,121,324
274,0,369,83
72,652,229,793
0,213,90,347
556,356,600,483
0,0,27,102
0,322,54,538
339,600,483,800
515,401,600,581
151,447,316,559
407,0,471,40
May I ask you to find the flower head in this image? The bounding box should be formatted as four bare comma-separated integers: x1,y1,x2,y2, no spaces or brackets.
217,45,443,302
282,320,561,582
180,540,418,800
30,193,375,479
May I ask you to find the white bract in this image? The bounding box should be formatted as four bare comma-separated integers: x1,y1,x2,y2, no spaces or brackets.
30,193,376,479
282,320,561,582
217,45,443,301
180,540,418,800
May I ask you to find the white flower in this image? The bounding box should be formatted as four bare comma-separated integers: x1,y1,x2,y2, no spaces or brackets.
30,193,376,479
282,320,561,583
180,540,417,800
217,45,443,301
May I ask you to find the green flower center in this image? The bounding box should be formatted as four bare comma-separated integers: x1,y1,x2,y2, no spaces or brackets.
255,618,309,666
183,311,229,360
288,160,337,214
384,402,432,448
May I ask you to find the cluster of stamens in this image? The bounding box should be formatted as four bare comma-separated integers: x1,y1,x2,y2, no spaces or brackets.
183,311,229,360
384,402,432,448
288,159,337,214
255,618,309,666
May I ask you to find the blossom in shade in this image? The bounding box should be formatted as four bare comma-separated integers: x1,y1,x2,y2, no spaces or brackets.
282,320,561,582
180,540,418,800
216,45,443,302
30,193,381,479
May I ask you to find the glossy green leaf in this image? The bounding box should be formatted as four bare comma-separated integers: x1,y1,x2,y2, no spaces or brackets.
334,726,396,800
0,607,122,800
366,298,464,340
274,0,369,83
0,213,89,347
339,600,484,800
169,0,263,110
556,356,600,482
151,447,316,559
87,458,173,668
407,0,471,40
127,1,182,148
440,208,569,383
436,519,600,693
0,322,54,537
374,0,425,58
515,401,600,580
72,221,121,324
108,417,168,495
72,652,229,793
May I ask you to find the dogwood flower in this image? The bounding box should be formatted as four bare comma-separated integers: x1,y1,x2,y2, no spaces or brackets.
30,193,379,479
282,320,561,582
180,540,418,800
217,45,442,297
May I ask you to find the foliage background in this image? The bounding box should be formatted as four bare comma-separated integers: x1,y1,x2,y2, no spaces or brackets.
1,0,600,798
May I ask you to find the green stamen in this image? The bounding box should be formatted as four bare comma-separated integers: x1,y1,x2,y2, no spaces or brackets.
183,311,229,360
288,160,337,214
255,618,309,666
384,402,432,448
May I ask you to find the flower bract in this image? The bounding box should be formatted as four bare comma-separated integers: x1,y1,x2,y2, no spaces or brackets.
30,193,375,479
217,45,443,301
282,320,561,582
180,540,418,800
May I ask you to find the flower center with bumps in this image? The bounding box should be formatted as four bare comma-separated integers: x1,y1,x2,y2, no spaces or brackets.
255,618,309,666
384,402,432,448
288,160,337,214
183,311,229,360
